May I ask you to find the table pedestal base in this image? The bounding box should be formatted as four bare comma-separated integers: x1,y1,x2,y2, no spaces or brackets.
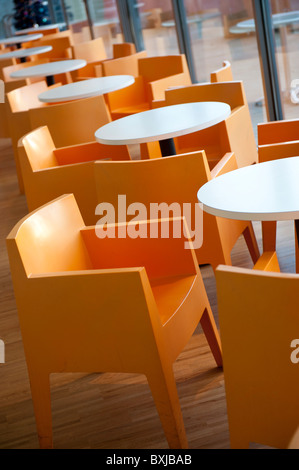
159,138,176,157
46,75,55,87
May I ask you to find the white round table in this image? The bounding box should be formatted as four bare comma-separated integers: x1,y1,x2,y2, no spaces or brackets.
197,157,299,271
14,24,65,35
95,102,231,157
9,59,87,87
0,33,43,47
0,45,52,63
38,75,135,103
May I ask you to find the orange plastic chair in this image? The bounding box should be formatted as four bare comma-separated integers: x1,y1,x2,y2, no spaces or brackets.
18,126,131,225
112,42,136,58
71,42,138,81
99,50,147,78
258,119,299,252
0,58,19,138
22,35,73,60
28,94,111,148
210,60,234,83
137,54,192,101
104,54,192,120
7,83,111,192
72,37,107,63
69,37,107,80
94,151,260,270
7,193,222,449
215,259,299,449
2,59,50,87
2,57,72,87
6,80,56,192
161,81,258,169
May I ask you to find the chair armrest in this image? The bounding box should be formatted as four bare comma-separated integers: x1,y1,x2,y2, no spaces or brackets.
54,141,130,165
54,142,110,165
253,252,280,272
81,218,199,281
210,152,237,179
151,99,166,109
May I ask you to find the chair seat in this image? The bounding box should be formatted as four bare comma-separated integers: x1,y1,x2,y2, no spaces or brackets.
151,275,196,325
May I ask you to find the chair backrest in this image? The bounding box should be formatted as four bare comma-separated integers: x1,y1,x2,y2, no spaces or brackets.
21,126,58,170
94,151,211,223
6,80,48,112
138,54,190,82
112,42,136,58
101,51,147,77
210,60,234,83
258,120,299,163
258,119,299,145
7,194,92,277
164,81,246,111
29,95,111,148
216,265,299,449
72,37,107,62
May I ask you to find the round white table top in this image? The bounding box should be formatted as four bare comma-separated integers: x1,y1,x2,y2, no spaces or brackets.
10,59,87,79
14,24,65,35
197,157,299,222
95,102,231,146
0,34,43,45
38,75,135,103
237,11,299,31
0,45,52,60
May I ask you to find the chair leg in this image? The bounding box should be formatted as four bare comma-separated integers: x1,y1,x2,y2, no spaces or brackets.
262,221,277,252
147,365,188,449
200,306,222,368
210,250,232,272
243,223,260,264
28,370,53,449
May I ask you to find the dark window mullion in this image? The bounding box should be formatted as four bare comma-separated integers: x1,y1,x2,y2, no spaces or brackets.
171,0,198,83
252,0,284,121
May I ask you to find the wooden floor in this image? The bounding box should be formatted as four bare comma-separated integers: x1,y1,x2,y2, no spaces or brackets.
0,137,295,450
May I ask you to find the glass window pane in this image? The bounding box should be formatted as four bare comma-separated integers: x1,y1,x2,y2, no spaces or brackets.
135,0,180,55
269,0,299,120
85,0,123,56
184,0,267,133
0,1,20,38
